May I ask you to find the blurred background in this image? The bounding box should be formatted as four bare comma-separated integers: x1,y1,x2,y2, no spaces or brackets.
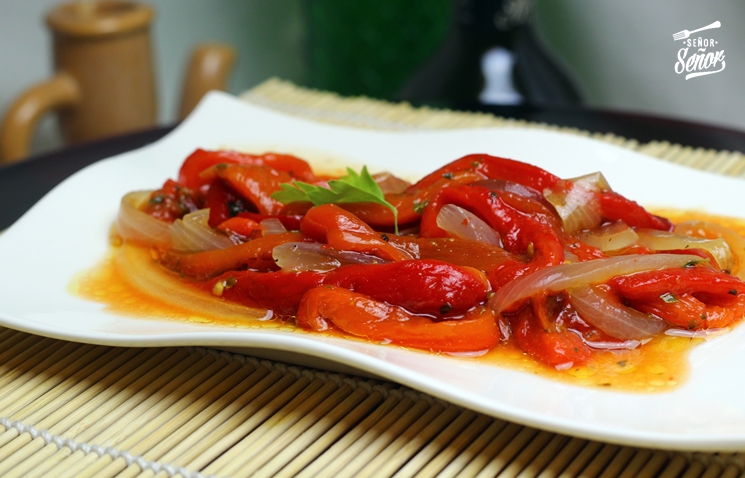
1,0,743,157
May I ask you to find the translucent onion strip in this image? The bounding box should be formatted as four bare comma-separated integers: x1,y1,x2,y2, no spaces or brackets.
665,327,730,340
569,284,667,340
544,172,610,233
171,209,235,253
580,221,639,252
116,191,171,247
636,229,733,273
260,218,287,236
373,172,411,194
674,220,745,280
489,253,703,316
273,242,390,272
117,242,271,322
436,204,501,246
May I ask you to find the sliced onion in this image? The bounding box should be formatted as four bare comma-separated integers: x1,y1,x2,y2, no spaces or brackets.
544,172,610,233
171,209,236,253
273,242,389,272
580,221,639,252
116,191,172,247
117,242,271,321
674,220,745,280
436,204,501,246
665,327,730,340
489,253,704,316
373,172,411,194
569,284,667,340
260,218,287,236
636,229,732,272
473,179,549,205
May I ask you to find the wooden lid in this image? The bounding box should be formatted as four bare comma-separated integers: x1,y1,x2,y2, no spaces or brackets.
46,1,153,38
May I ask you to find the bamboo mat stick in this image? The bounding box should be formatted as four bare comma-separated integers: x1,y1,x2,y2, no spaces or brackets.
616,449,655,478
205,376,333,476
4,347,138,421
92,357,257,477
140,366,283,471
70,353,242,478
0,343,108,417
332,398,439,477
184,372,310,471
679,460,706,478
117,364,272,478
575,444,621,478
11,348,186,477
456,422,524,477
254,384,376,478
597,446,637,478
218,378,342,477
473,425,540,477
0,347,155,476
496,430,556,478
267,386,390,478
390,407,482,477
0,341,89,409
513,434,572,478
368,405,469,477
294,394,418,478
231,382,360,475
37,348,201,476
658,454,690,478
408,414,493,478
636,450,670,477
437,418,509,478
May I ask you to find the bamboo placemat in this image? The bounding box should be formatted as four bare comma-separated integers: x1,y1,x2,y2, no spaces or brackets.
2,79,745,477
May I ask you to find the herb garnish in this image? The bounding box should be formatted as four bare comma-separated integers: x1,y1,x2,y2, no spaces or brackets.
271,166,399,234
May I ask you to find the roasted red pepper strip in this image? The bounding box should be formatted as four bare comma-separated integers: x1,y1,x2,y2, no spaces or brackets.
625,293,745,329
205,178,251,228
325,260,490,316
201,164,292,215
165,232,307,278
207,270,325,317
178,149,317,191
610,268,743,302
610,267,745,329
419,185,564,289
342,171,483,228
301,204,413,261
509,305,592,367
411,154,560,193
417,237,516,273
600,191,673,231
141,179,200,223
216,217,262,238
297,286,500,353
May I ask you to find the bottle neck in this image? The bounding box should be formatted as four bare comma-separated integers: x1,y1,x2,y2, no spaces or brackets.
454,0,534,50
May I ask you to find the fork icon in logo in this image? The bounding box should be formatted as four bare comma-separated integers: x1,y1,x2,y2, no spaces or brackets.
673,21,721,41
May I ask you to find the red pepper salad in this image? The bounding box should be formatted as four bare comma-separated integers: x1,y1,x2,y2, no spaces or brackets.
115,149,745,369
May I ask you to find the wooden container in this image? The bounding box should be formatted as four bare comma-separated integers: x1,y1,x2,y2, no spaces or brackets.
0,1,235,163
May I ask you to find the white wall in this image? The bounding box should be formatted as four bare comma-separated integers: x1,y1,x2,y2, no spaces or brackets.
0,0,307,156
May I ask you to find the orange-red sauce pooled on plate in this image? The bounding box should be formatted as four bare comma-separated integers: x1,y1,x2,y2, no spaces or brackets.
73,149,745,392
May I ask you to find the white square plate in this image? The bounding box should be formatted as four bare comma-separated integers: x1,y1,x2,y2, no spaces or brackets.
2,92,745,451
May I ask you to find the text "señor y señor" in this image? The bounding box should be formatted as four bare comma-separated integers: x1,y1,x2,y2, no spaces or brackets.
675,38,726,80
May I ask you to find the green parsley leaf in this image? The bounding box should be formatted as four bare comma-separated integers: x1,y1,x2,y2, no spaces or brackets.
271,166,399,234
